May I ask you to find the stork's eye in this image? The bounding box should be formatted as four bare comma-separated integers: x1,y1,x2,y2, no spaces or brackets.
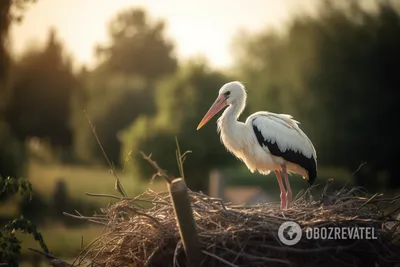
224,91,231,96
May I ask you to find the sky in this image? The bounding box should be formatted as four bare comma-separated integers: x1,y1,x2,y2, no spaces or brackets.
11,0,317,69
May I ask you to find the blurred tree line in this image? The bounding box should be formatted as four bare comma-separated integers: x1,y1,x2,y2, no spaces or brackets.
72,8,177,165
233,0,400,189
0,0,37,179
1,0,400,192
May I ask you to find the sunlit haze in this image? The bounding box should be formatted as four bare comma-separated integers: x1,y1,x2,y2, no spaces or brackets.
11,0,316,69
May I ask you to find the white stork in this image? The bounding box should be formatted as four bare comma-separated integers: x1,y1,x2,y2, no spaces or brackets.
196,81,317,209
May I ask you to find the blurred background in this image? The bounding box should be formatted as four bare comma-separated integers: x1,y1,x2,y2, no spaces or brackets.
1,0,400,265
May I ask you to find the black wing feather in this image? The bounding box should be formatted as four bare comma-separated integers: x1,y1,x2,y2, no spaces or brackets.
252,118,317,185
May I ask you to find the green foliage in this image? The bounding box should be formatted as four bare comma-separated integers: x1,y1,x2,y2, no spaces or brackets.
0,176,31,201
73,8,178,165
1,216,49,266
0,176,48,267
6,28,78,147
0,230,21,267
0,0,38,112
0,0,12,111
233,0,400,189
122,60,237,190
72,73,155,165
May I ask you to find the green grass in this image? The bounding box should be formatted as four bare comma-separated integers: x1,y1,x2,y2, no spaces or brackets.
18,224,103,257
16,223,103,266
0,162,167,219
27,162,167,205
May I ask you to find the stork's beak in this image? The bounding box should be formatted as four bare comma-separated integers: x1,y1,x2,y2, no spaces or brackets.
197,94,228,130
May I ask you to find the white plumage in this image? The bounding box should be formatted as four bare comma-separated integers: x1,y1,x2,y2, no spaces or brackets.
197,81,317,209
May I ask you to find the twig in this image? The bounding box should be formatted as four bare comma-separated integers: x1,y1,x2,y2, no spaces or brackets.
71,236,103,266
358,192,380,209
173,240,182,267
225,248,291,265
85,192,169,205
352,161,367,176
63,212,107,225
85,192,124,200
140,151,174,183
202,250,240,267
143,246,159,267
28,248,72,267
125,206,161,225
84,111,127,197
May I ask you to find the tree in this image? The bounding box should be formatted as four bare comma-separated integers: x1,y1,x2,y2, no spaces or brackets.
0,0,12,110
96,8,177,81
232,0,400,189
72,8,177,165
0,0,37,112
122,59,237,191
72,72,154,165
0,120,26,178
0,0,37,178
6,28,78,148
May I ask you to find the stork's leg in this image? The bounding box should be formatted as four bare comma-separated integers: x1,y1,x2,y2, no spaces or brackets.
274,170,287,209
281,164,292,208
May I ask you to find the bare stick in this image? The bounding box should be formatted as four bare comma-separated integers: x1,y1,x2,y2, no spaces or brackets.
84,111,127,197
28,248,72,267
63,212,107,225
202,250,239,267
85,192,124,200
169,178,202,267
358,193,380,209
352,161,367,176
140,151,174,183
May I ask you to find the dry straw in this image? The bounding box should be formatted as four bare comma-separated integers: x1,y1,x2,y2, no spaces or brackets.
64,179,400,267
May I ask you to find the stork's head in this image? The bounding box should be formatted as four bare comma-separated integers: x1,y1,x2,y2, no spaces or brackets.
197,81,247,130
219,81,246,106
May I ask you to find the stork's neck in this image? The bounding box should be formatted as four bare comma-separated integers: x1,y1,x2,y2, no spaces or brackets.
217,101,245,133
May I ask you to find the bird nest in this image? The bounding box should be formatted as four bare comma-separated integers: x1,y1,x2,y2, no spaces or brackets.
69,185,400,267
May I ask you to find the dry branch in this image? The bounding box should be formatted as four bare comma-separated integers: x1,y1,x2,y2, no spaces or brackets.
84,111,127,197
28,248,73,267
140,151,174,183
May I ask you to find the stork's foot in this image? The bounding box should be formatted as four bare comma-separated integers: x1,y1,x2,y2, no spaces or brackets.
280,192,287,209
285,190,292,209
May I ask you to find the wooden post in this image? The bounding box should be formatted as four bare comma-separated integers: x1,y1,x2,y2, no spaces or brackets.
168,178,202,267
209,169,225,199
